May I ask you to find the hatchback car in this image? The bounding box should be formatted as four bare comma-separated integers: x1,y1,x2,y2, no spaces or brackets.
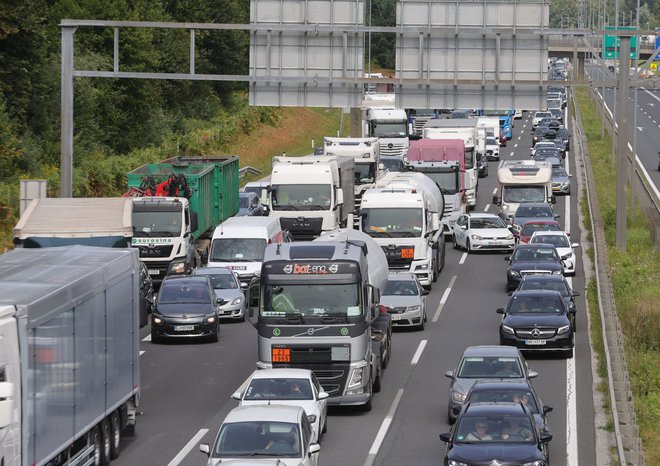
504,243,566,291
552,165,572,195
532,111,552,128
381,272,428,330
530,231,579,276
444,345,538,423
199,405,320,466
232,368,329,443
518,219,563,244
439,402,552,466
452,213,514,253
516,274,580,330
511,202,559,238
194,267,247,321
151,275,219,343
497,289,575,357
238,191,267,217
485,136,500,161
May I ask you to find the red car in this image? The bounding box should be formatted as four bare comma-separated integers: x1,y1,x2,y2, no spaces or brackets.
517,220,564,244
499,133,507,147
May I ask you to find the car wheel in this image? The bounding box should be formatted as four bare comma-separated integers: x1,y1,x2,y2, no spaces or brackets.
571,314,576,332
382,332,391,369
466,239,472,253
447,407,456,425
210,323,219,343
564,347,574,359
109,411,121,459
361,398,372,412
418,314,425,331
433,252,439,282
452,234,460,250
151,332,164,344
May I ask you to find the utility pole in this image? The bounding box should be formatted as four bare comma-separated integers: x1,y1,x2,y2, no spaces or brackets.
615,36,631,249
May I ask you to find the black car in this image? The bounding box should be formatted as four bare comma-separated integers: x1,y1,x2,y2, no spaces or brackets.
139,261,155,328
515,274,580,330
497,289,575,357
151,275,220,343
476,152,488,178
548,108,563,123
504,243,566,291
439,402,552,466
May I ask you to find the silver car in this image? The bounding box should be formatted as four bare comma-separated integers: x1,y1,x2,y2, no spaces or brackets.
194,267,247,321
551,165,572,195
381,273,428,330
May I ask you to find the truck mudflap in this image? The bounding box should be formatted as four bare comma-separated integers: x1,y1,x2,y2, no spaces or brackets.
279,217,323,240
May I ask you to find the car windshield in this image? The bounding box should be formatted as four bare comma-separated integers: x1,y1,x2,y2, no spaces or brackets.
455,415,535,444
261,283,361,318
210,238,267,262
383,279,418,296
468,389,539,413
212,421,301,458
552,167,568,178
457,357,523,378
520,223,560,237
198,272,239,290
532,235,570,248
520,280,569,296
509,295,564,314
470,217,507,229
513,247,559,262
515,206,553,218
158,282,211,304
362,208,424,238
244,378,313,401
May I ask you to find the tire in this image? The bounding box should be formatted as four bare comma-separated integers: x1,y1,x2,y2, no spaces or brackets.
90,426,104,466
109,411,121,460
439,245,446,273
322,416,328,434
382,333,391,369
372,367,382,393
100,419,111,466
571,314,576,332
418,313,425,331
209,323,219,342
151,333,164,344
447,407,456,425
466,239,472,254
564,347,574,359
361,398,372,412
452,234,459,250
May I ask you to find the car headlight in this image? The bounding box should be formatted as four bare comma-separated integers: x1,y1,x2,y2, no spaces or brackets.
448,461,468,466
506,234,514,240
231,297,243,306
553,270,563,275
470,234,483,240
562,180,571,187
508,270,521,277
557,324,571,335
451,391,466,403
407,305,421,312
168,260,186,274
153,316,163,324
501,324,515,335
347,361,367,389
206,315,216,324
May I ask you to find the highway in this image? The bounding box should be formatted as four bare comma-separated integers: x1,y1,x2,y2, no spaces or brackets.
113,111,597,466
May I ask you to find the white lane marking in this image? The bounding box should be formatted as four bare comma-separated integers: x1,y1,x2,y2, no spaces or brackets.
643,88,660,103
567,344,578,466
364,389,404,466
514,143,518,148
168,428,210,466
411,340,428,365
140,350,145,356
484,203,491,212
432,275,457,323
142,334,151,342
459,252,468,265
492,188,498,195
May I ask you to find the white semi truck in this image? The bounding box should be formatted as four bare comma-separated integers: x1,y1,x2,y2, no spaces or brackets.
0,246,141,466
269,155,355,240
362,94,413,158
492,160,555,222
254,228,391,411
358,171,445,289
422,118,480,209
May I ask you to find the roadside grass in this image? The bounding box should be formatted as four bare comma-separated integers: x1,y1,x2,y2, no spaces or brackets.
576,88,660,464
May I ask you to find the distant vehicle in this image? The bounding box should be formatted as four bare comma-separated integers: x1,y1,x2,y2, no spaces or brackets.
452,213,515,253
497,289,575,357
532,111,552,128
513,109,523,119
194,267,247,321
477,152,489,178
504,243,566,291
551,165,572,195
199,405,321,466
511,202,559,238
232,368,329,443
152,275,219,343
485,136,500,161
444,345,538,423
238,191,268,216
439,402,552,465
530,231,579,276
518,219,563,244
243,180,271,206
516,274,580,330
450,109,471,119
381,272,429,330
380,155,406,172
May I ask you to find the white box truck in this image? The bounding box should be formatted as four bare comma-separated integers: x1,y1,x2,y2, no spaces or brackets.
358,172,445,288
493,160,555,222
269,155,355,240
0,246,141,466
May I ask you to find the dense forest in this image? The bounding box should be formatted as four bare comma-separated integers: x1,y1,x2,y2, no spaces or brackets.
0,0,657,238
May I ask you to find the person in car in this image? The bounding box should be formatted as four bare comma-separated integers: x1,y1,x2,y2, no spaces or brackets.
501,418,533,441
465,421,493,441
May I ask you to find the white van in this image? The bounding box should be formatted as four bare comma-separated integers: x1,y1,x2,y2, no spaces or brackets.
208,216,290,291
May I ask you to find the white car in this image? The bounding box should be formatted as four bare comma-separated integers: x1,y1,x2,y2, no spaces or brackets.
452,213,515,253
529,231,579,275
381,272,429,330
485,136,500,161
232,369,328,443
513,109,523,119
532,111,552,128
200,404,320,466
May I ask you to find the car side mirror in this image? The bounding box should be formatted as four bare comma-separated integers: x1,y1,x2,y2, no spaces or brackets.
439,432,451,443
554,214,561,219
504,256,510,261
199,443,210,456
309,443,321,455
231,391,242,400
421,288,430,296
571,243,579,248
318,391,330,401
543,405,554,414
444,370,454,379
496,308,505,314
492,195,501,205
528,370,539,379
540,432,553,443
572,291,581,297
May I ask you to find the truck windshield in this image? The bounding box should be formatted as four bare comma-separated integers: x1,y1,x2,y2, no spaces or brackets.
371,121,408,138
502,185,546,204
132,211,182,237
261,283,361,318
210,238,267,262
355,163,376,184
415,169,459,195
362,208,423,238
271,184,331,211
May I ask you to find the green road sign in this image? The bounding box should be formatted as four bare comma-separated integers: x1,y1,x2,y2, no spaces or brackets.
603,26,639,59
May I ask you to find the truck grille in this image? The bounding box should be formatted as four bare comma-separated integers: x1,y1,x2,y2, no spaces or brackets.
381,245,415,268
136,245,173,259
380,142,407,157
279,217,323,241
412,117,430,135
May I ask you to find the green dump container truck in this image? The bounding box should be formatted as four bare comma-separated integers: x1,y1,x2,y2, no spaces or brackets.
127,156,239,283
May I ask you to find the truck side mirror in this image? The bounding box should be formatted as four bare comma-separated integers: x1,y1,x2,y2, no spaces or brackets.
492,195,501,205
431,213,440,231
190,211,199,233
336,188,344,206
0,382,13,429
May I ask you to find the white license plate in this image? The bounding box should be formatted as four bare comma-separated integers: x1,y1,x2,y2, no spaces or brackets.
148,269,159,275
525,339,546,345
174,325,195,331
391,315,402,321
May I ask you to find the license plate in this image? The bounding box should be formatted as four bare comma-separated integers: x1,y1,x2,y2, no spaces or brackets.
148,269,159,275
391,314,402,321
174,325,194,331
525,339,546,345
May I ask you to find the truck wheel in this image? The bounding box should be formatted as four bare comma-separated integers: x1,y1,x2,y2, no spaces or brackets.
109,411,121,459
432,254,439,282
361,398,372,412
90,426,104,466
101,419,111,466
322,416,328,434
372,367,382,393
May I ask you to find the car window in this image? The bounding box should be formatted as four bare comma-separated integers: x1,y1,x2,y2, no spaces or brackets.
520,223,560,236
520,280,568,295
457,357,523,378
244,378,313,400
532,234,569,248
213,421,301,457
509,295,564,314
468,389,539,413
383,280,418,296
203,273,239,289
470,217,507,229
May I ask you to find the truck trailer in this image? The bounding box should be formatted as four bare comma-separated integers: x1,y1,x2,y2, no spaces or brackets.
0,246,141,466
253,228,390,410
127,156,240,283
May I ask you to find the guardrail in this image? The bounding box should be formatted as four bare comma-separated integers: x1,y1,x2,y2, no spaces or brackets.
572,86,646,465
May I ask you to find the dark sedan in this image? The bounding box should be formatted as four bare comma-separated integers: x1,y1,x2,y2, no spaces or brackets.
151,275,219,343
515,274,580,330
504,243,566,291
439,402,552,466
511,202,559,239
497,289,575,357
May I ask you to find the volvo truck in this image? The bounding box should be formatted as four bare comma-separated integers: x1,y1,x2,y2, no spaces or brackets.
254,228,390,410
0,246,141,466
493,160,555,223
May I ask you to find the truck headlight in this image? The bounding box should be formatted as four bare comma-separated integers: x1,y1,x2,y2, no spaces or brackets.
168,260,186,274
416,264,428,270
501,325,515,335
347,361,368,389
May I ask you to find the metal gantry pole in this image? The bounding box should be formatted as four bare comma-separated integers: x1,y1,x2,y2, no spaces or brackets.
60,26,75,198
615,36,631,249
630,0,640,210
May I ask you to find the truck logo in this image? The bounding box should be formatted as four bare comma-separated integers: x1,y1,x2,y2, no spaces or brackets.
283,263,339,275
273,328,281,336
341,327,349,336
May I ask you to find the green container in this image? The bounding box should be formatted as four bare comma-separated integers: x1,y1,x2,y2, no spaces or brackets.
127,156,240,238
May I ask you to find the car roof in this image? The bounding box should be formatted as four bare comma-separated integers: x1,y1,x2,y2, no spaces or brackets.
520,220,560,227
194,267,234,276
463,345,522,357
520,273,567,283
387,272,417,281
465,212,500,219
224,405,304,424
514,243,557,251
161,275,209,285
248,368,314,380
511,289,564,298
471,380,535,391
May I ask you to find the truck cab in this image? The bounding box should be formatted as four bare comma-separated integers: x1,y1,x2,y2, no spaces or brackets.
492,160,555,223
